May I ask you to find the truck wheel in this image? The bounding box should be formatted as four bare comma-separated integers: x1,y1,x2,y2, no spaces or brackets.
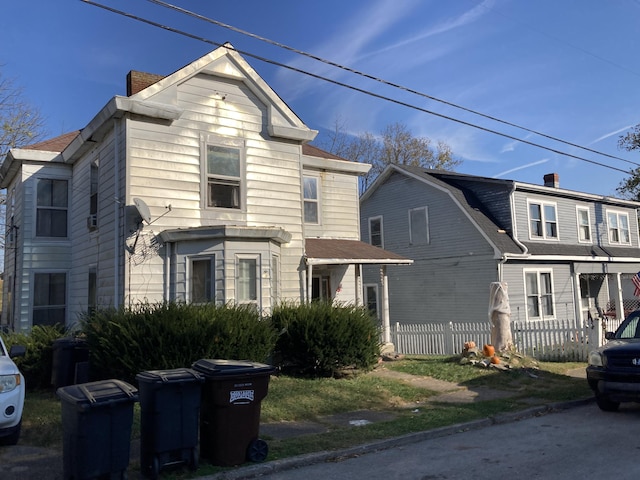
595,394,620,412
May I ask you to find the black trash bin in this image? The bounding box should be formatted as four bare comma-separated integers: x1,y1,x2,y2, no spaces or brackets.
192,359,275,467
51,337,90,388
135,368,204,479
57,379,138,480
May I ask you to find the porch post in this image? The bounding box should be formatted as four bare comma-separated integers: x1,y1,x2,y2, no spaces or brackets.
573,271,582,329
380,265,393,351
355,264,362,306
614,273,624,320
306,264,313,302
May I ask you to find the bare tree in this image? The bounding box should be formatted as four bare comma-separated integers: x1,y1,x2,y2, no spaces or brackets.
320,120,461,192
0,70,47,254
616,124,640,201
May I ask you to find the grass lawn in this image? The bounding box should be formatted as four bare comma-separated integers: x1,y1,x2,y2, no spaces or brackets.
19,355,592,478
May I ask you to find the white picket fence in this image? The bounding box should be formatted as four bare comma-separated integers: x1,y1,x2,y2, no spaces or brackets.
390,318,622,362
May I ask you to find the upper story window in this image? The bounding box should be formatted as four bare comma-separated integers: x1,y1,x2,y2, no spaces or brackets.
528,201,558,240
36,179,68,238
576,207,591,243
409,206,429,245
369,216,383,247
607,210,631,245
303,176,319,223
203,136,244,210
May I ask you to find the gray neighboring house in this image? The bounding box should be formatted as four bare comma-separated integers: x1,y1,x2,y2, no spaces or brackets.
360,164,640,328
0,44,410,332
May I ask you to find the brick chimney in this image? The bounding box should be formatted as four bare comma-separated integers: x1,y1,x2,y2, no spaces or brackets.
543,173,559,188
126,71,165,96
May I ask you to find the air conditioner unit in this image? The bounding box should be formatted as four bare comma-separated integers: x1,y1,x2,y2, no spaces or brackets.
87,214,98,229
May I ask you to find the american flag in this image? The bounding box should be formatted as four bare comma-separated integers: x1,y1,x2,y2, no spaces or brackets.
633,272,640,297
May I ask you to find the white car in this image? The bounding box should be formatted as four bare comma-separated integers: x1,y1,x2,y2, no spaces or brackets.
0,335,25,445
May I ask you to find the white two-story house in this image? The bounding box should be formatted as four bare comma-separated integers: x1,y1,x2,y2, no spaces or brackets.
0,44,410,332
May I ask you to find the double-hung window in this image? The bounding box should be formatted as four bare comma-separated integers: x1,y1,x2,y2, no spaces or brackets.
237,255,259,308
607,210,631,245
33,272,66,326
36,179,68,237
204,137,243,209
409,206,429,245
369,216,383,247
528,201,558,239
525,270,555,320
303,176,319,224
576,207,591,242
191,257,215,303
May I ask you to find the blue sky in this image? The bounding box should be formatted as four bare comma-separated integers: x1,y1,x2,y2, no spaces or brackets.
2,0,639,196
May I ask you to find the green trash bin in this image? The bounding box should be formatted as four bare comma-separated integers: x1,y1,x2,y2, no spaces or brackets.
57,379,138,480
51,337,90,388
192,359,275,467
136,368,204,479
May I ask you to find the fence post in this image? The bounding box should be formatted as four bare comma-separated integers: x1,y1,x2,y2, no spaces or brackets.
588,319,604,348
445,321,454,355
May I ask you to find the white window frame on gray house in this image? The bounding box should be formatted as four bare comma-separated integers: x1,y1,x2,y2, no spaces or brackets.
524,269,555,321
201,135,245,210
32,270,67,326
303,175,320,224
189,256,215,303
409,206,429,245
369,216,383,248
527,199,558,240
576,206,592,243
606,209,631,245
236,254,260,308
364,284,379,319
35,178,68,238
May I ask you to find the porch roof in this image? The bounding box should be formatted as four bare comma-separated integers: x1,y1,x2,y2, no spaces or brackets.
304,238,413,266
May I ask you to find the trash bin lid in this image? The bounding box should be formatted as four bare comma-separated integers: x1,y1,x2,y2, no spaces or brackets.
56,379,138,408
52,336,87,349
136,368,203,384
192,359,275,377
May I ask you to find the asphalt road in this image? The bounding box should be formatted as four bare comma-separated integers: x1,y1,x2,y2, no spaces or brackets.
236,402,640,480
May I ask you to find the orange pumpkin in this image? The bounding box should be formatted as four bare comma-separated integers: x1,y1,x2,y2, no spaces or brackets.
490,355,500,364
483,344,495,357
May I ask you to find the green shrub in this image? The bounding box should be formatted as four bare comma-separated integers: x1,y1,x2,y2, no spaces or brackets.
80,302,277,383
272,301,381,378
2,325,67,390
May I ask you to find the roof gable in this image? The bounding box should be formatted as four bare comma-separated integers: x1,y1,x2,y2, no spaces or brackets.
131,43,317,143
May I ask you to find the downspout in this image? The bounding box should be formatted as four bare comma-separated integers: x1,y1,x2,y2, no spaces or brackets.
113,118,121,307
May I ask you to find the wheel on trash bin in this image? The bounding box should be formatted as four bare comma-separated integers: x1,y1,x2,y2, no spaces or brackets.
247,438,269,463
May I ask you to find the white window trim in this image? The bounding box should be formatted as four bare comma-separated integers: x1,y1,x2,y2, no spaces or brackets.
576,206,592,244
31,270,68,326
34,176,70,240
364,283,380,319
606,209,632,245
369,216,384,248
235,254,261,309
187,255,216,304
523,268,556,321
303,174,321,225
409,206,429,245
527,199,559,241
200,134,245,211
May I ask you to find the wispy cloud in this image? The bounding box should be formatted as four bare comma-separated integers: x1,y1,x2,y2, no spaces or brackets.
589,124,635,145
495,159,549,178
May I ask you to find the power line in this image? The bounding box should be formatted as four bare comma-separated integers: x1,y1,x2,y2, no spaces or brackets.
145,0,639,169
80,0,634,176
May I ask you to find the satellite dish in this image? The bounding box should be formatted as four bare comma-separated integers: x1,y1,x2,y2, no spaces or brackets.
133,197,152,224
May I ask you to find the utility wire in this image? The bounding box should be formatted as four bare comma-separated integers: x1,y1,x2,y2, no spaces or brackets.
80,0,633,175
145,0,638,169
